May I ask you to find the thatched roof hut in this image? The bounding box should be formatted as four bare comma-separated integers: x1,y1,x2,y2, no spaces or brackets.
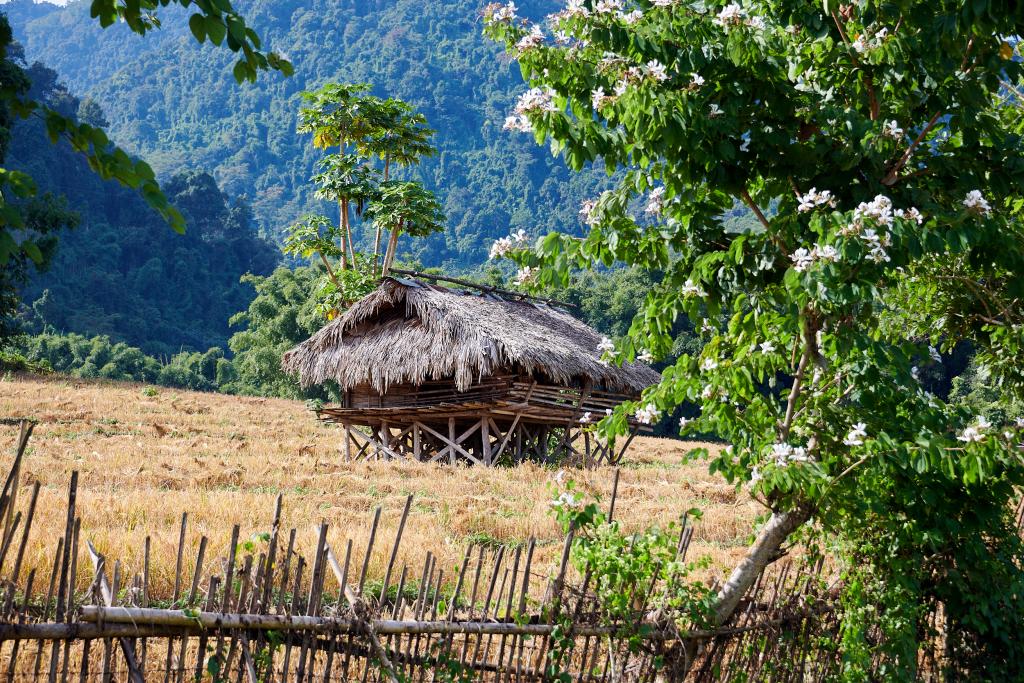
283,276,658,394
283,275,659,466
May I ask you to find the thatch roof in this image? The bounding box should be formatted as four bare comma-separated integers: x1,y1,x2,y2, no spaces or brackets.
282,277,660,394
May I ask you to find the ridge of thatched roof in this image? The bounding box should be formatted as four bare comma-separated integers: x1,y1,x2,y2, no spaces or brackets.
281,277,660,394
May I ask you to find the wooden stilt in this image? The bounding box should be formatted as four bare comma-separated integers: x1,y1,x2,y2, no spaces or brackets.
481,418,491,467
448,419,456,466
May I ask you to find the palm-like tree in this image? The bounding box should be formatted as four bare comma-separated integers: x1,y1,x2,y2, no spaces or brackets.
311,154,379,269
365,180,445,277
282,214,342,287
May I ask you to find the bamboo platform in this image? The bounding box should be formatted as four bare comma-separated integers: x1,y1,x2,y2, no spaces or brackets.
0,421,944,681
319,378,649,467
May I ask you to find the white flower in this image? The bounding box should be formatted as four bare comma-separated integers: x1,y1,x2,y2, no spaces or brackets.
516,25,545,51
645,186,666,216
579,411,592,424
814,244,839,263
739,136,750,152
881,120,904,140
621,9,643,24
550,491,581,509
691,72,705,87
553,30,570,45
843,422,868,446
770,443,810,467
579,199,600,226
759,340,775,354
597,336,616,355
594,0,623,14
851,26,888,52
645,60,669,82
790,247,814,272
963,190,992,216
681,279,707,298
513,266,537,285
853,194,894,228
708,103,724,117
605,408,613,416
634,403,661,424
700,357,718,372
745,15,766,30
515,87,558,115
700,384,715,400
957,426,984,443
957,416,990,443
565,0,590,18
488,229,529,259
487,1,519,23
554,469,566,483
894,207,924,224
614,80,629,97
715,3,746,28
749,465,762,485
797,187,836,212
502,114,532,133
637,349,655,363
1014,417,1024,429
911,366,920,381
929,346,942,364
678,416,692,430
591,87,610,110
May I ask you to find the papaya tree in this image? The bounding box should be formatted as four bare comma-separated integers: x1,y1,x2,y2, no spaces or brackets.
310,154,378,269
486,0,1024,675
365,180,446,276
295,83,438,280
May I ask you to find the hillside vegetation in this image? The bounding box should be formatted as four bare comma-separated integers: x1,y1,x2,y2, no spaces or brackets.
4,0,615,266
0,373,754,599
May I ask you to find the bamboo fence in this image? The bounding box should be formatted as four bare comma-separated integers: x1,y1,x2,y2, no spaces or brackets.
0,421,870,681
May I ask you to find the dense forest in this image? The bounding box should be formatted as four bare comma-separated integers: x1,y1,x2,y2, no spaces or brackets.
4,53,278,355
4,0,617,268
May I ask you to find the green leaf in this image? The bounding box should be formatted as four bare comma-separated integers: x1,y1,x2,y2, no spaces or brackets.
232,60,248,84
21,240,43,265
188,13,207,43
206,16,227,45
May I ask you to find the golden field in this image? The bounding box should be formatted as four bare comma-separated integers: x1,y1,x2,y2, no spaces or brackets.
0,373,759,600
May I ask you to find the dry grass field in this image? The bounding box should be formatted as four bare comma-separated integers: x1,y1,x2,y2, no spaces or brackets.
0,372,759,600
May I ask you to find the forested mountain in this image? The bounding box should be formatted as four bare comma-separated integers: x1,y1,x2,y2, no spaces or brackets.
6,54,278,355
4,0,611,268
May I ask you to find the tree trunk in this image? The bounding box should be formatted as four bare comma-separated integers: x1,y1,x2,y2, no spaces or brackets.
382,222,401,276
712,505,811,626
372,225,383,277
345,199,357,268
338,200,349,270
318,252,340,289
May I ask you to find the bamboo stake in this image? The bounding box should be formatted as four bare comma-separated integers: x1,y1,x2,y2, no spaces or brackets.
85,541,144,683
323,540,400,683
379,495,412,606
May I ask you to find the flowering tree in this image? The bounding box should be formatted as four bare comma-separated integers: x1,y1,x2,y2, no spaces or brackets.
486,0,1024,674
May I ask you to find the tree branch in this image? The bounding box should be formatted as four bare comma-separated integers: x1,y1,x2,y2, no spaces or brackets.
740,188,770,231
831,11,879,120
881,110,942,186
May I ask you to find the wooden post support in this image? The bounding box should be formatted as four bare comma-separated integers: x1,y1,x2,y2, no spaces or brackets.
343,422,352,462
481,418,491,466
448,418,456,466
413,423,421,461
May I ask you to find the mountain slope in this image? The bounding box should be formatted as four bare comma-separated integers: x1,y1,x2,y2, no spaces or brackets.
5,0,610,268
